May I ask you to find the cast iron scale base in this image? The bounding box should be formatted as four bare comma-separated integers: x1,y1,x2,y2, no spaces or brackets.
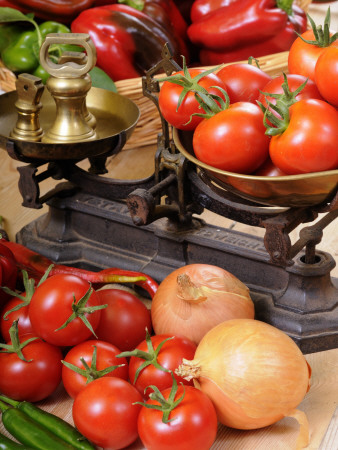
4,46,338,354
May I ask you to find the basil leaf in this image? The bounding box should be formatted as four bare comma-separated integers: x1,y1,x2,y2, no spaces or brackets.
90,66,117,92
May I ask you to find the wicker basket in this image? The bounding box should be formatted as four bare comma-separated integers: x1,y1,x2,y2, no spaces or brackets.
0,62,16,93
0,0,312,150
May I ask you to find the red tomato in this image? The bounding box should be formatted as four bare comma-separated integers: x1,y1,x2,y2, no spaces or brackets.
128,334,197,398
315,45,338,107
1,294,34,342
138,385,218,450
72,377,142,450
258,73,323,108
158,68,227,130
269,99,338,174
193,102,270,174
254,157,287,177
29,274,102,347
95,288,152,351
62,339,129,399
216,63,272,104
0,333,62,402
288,29,338,81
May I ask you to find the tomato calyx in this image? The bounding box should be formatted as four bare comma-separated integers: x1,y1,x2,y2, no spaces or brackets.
55,285,107,338
117,329,173,384
2,265,53,321
247,56,261,69
134,372,185,423
299,7,338,47
0,320,39,362
157,56,222,112
191,86,230,121
259,72,308,108
259,99,291,136
61,345,126,383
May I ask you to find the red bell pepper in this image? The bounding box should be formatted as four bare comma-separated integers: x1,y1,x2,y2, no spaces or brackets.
199,3,307,64
94,0,188,44
5,0,96,23
190,0,240,23
0,0,27,10
171,0,194,25
71,4,187,81
137,0,188,42
187,0,297,52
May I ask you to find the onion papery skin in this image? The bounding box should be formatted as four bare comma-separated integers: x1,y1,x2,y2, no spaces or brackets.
151,264,255,345
178,319,311,430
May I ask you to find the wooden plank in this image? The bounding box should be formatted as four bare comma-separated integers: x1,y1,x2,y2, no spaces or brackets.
319,407,338,450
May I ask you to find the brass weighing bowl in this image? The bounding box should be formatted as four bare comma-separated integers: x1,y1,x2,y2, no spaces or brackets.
0,87,140,160
173,128,338,208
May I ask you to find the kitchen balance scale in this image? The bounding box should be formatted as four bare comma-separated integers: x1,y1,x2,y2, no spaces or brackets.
0,36,337,354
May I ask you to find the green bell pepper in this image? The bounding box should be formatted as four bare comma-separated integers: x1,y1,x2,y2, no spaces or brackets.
1,15,78,83
0,23,21,53
0,7,117,90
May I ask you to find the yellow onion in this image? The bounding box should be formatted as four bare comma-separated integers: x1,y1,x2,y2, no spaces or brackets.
176,319,311,448
151,264,254,344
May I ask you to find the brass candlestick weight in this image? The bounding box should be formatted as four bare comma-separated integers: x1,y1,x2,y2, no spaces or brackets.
11,33,98,144
40,33,97,143
10,73,44,142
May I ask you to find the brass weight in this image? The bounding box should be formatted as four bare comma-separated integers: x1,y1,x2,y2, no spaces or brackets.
10,73,44,142
57,51,97,130
39,33,97,144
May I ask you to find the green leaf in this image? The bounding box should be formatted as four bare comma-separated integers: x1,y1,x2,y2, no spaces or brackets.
90,66,117,92
0,7,34,24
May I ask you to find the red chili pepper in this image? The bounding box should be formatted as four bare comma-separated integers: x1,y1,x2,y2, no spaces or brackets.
0,239,158,299
0,240,18,308
71,4,186,81
199,4,307,65
187,0,292,52
6,0,96,23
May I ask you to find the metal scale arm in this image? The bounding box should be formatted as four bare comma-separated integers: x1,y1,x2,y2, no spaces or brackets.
125,47,338,269
123,48,338,353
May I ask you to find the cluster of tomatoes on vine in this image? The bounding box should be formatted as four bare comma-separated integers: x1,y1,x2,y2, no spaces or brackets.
0,265,219,450
158,10,338,177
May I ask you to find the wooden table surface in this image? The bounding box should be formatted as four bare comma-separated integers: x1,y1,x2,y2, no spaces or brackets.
0,3,337,448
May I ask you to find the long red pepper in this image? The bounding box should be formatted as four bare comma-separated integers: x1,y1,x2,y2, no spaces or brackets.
187,0,290,51
0,240,18,308
199,4,307,65
0,239,158,299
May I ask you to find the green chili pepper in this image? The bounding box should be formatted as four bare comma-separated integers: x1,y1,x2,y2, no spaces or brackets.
0,431,35,450
0,397,95,450
0,401,77,450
